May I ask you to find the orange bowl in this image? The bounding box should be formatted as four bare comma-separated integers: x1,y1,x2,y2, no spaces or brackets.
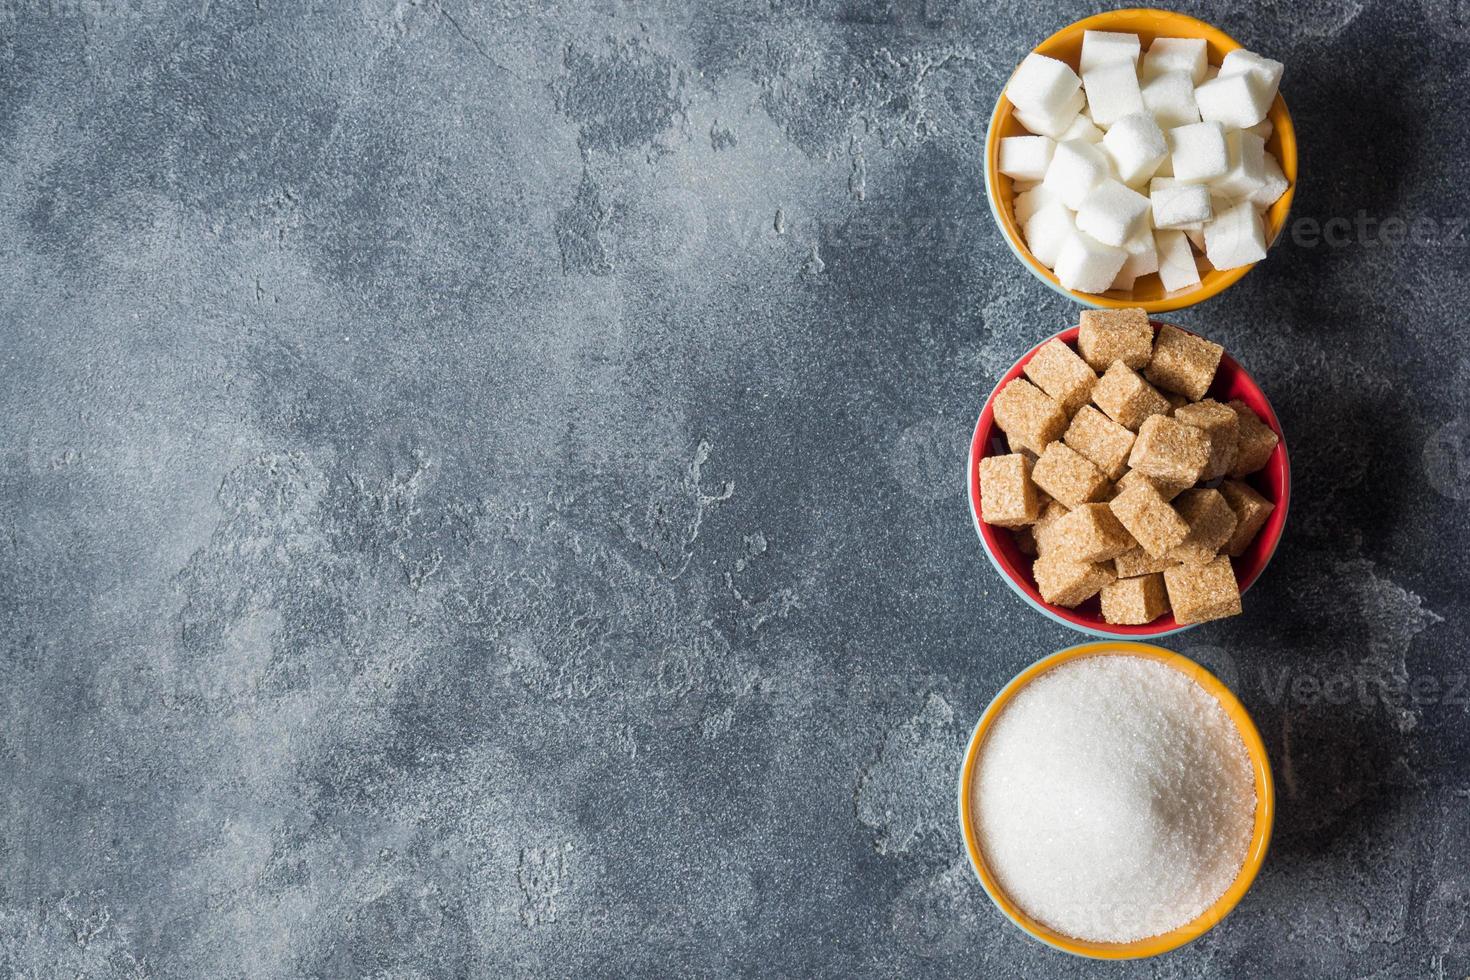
985,9,1298,312
957,641,1275,958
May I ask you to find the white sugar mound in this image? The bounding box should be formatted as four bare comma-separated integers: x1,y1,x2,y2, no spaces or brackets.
973,654,1256,944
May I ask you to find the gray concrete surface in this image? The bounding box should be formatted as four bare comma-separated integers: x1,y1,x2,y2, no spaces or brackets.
2,1,1468,976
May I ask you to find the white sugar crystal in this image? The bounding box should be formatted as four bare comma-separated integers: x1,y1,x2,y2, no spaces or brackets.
1013,183,1065,225
1043,138,1111,209
1014,87,1086,139
1082,61,1145,128
1024,202,1076,267
1250,151,1289,208
1080,30,1141,73
1151,176,1213,228
1141,70,1201,128
1156,229,1202,291
1102,112,1168,186
1212,129,1267,200
1076,179,1151,247
1008,53,1083,116
1205,200,1268,270
1167,122,1229,182
1054,230,1128,293
1060,111,1105,143
1196,72,1273,129
972,655,1256,944
999,135,1057,181
1141,36,1208,84
1220,48,1284,99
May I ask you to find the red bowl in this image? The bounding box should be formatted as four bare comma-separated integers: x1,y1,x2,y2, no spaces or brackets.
967,322,1290,637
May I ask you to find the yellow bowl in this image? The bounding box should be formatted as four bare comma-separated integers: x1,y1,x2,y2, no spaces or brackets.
956,641,1275,959
985,9,1298,312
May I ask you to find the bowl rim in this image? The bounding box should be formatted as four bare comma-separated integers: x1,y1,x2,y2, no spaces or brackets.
984,7,1299,312
956,640,1276,959
966,320,1290,637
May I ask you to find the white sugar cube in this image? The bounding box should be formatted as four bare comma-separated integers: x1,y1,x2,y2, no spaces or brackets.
1155,229,1202,291
1080,31,1141,72
1220,49,1284,100
1055,230,1128,293
1110,266,1137,292
1060,111,1105,143
1008,53,1083,116
1154,154,1173,178
1150,177,1212,228
1102,112,1168,185
1246,118,1273,141
1043,138,1111,209
1076,179,1151,247
1141,70,1201,128
1203,65,1219,82
999,135,1056,181
1121,228,1160,276
1184,224,1207,252
1083,61,1145,128
1167,122,1229,182
1014,87,1086,139
1250,151,1289,208
1196,72,1273,129
1024,202,1076,267
1204,200,1267,270
1013,183,1065,224
1142,37,1207,84
1212,129,1267,200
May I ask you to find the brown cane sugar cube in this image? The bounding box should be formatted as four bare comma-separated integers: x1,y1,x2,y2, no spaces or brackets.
1077,308,1153,371
1164,392,1190,412
1049,503,1136,562
1100,573,1170,625
1219,479,1276,557
1164,555,1242,624
1112,467,1190,502
1023,339,1098,414
1012,525,1038,557
1226,400,1280,477
1033,553,1117,608
1169,488,1239,565
1033,499,1070,556
1128,415,1212,485
980,454,1041,527
1092,362,1172,431
1063,405,1135,480
1114,546,1181,578
1144,323,1224,401
993,379,1068,456
1173,399,1239,481
1031,442,1111,509
1109,480,1189,558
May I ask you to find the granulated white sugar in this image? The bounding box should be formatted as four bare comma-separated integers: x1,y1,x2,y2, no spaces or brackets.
972,654,1256,943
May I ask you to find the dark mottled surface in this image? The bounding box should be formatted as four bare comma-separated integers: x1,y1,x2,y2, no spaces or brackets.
2,1,1468,976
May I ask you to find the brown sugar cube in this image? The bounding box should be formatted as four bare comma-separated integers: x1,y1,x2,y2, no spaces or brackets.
1164,556,1242,624
1100,573,1170,625
1077,308,1153,371
1218,479,1276,557
1173,399,1239,481
1091,362,1172,431
1226,400,1280,477
980,454,1041,527
1114,546,1181,578
1128,415,1212,485
1164,392,1190,411
1048,503,1136,562
1112,468,1190,502
1063,405,1135,480
1144,323,1224,401
1108,480,1190,558
1169,488,1239,565
1012,525,1037,557
1033,499,1070,556
1033,553,1117,608
993,379,1068,456
1023,339,1098,414
1031,442,1111,509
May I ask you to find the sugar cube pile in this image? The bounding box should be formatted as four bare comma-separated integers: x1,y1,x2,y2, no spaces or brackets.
999,34,1287,294
972,654,1257,943
978,309,1281,626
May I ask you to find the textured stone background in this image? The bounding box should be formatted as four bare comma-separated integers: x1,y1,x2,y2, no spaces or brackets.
2,0,1468,976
